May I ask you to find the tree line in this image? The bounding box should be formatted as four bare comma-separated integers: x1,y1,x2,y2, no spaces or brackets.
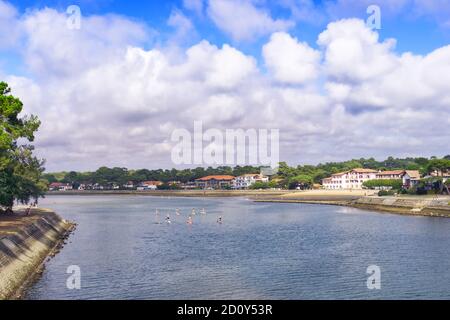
43,157,450,190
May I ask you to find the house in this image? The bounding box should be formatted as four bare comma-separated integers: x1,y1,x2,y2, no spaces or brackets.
181,181,197,190
233,174,269,189
322,168,422,190
92,183,104,190
137,181,163,191
376,170,405,180
195,175,235,189
123,181,135,189
322,168,378,190
402,170,421,189
49,182,73,191
430,170,450,182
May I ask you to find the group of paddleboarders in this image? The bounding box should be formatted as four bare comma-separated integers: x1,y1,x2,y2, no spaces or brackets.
154,207,223,225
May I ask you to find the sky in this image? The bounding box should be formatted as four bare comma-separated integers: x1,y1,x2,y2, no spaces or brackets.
1,0,449,171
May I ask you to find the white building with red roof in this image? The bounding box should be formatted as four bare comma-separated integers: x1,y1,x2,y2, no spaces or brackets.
322,168,378,190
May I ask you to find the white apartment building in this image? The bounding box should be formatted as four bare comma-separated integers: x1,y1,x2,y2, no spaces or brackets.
322,168,378,190
233,174,269,189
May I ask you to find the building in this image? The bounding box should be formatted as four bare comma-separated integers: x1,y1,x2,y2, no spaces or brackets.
123,181,135,189
322,168,422,190
322,168,378,189
195,175,235,189
49,182,73,191
137,181,163,191
402,170,421,189
233,174,269,189
376,170,405,180
431,169,450,182
181,181,197,190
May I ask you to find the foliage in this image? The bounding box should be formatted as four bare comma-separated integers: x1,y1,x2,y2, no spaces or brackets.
0,82,45,211
362,179,403,190
42,156,450,191
288,174,313,190
426,159,450,176
249,181,278,190
378,190,396,196
157,183,182,190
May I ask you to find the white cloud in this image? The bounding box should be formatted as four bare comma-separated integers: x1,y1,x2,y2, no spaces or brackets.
318,19,398,82
0,0,21,49
1,3,449,170
21,8,149,78
263,32,321,84
183,0,204,16
167,9,196,44
207,0,294,41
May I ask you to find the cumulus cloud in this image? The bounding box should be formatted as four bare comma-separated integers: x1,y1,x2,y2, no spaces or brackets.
263,32,321,85
167,9,196,44
1,1,449,171
207,0,294,42
318,19,398,83
21,8,149,78
183,0,204,17
0,0,21,49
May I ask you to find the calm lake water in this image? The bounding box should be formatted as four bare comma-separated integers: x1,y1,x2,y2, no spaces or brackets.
26,195,450,300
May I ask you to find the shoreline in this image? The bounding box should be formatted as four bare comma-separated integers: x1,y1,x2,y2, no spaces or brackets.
0,209,76,300
254,197,450,218
46,189,450,218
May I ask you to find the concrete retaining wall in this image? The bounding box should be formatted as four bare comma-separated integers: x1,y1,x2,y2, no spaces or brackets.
0,211,74,299
351,197,450,217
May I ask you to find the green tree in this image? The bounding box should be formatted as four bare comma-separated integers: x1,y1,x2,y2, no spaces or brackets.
288,174,313,190
0,82,44,213
427,159,450,176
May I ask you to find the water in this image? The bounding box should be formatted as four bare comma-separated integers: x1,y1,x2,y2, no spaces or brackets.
26,195,450,300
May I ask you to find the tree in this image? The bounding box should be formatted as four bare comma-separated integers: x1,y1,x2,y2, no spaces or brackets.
0,82,44,213
427,159,450,176
288,175,313,190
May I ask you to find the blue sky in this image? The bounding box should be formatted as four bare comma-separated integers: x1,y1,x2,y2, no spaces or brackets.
6,0,450,55
1,0,450,171
4,0,450,79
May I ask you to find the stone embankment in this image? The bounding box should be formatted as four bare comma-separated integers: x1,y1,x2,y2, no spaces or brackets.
0,209,75,299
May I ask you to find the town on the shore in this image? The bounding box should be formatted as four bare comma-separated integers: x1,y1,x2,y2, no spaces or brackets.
46,157,450,195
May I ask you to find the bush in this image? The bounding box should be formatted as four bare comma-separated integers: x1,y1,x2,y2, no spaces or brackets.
364,179,403,190
378,190,396,196
157,183,181,190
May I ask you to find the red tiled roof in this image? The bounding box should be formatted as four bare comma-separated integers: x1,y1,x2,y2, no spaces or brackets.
350,168,378,173
404,170,421,179
331,171,348,176
49,182,66,187
376,170,405,175
196,175,235,181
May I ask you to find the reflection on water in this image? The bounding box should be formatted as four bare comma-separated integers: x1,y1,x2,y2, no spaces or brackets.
26,195,450,300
